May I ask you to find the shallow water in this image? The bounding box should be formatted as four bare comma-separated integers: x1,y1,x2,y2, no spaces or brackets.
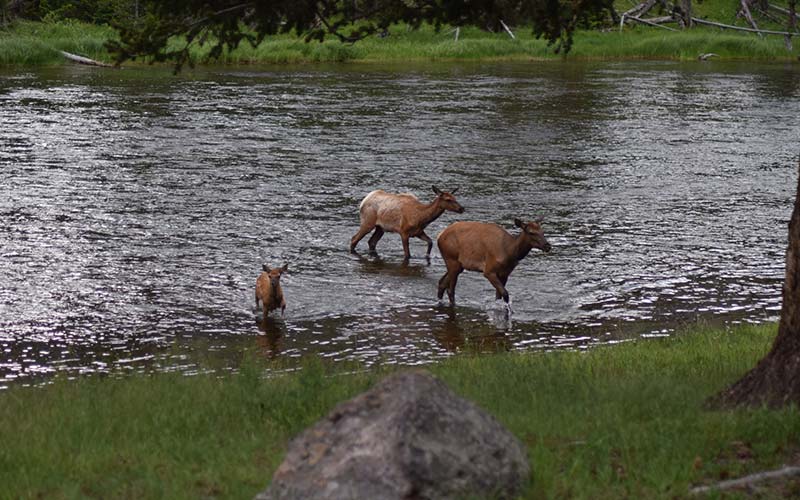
1,60,797,387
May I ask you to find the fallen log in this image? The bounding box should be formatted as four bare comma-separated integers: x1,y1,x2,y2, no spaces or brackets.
644,15,676,23
59,50,115,68
622,14,679,30
692,17,798,36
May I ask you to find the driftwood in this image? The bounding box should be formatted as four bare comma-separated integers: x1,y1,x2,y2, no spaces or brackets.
690,466,800,495
692,17,799,36
59,51,115,68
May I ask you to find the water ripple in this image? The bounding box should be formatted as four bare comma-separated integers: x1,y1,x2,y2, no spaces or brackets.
0,61,796,387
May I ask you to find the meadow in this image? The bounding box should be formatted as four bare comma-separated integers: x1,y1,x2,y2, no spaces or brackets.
2,323,798,499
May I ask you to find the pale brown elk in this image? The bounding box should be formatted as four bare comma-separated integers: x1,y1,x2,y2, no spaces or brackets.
255,263,288,320
437,219,551,305
350,186,464,260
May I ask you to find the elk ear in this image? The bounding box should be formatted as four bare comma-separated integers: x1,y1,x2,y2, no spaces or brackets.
262,264,271,272
514,218,525,229
432,185,442,195
281,263,289,273
450,187,459,195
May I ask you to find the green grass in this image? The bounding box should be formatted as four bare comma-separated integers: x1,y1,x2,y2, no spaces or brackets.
188,23,799,64
1,11,798,67
1,323,798,499
0,19,114,65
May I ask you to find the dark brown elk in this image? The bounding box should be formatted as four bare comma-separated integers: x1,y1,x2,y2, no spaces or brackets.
350,186,464,260
437,219,551,305
255,263,288,320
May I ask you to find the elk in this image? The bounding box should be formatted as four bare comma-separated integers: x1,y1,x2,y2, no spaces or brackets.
350,186,464,260
437,219,551,305
255,263,288,320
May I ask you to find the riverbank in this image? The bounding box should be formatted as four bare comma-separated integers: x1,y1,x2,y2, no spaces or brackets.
0,19,798,66
1,323,798,499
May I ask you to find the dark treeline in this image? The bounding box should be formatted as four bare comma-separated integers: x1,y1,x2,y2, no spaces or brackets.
1,0,142,24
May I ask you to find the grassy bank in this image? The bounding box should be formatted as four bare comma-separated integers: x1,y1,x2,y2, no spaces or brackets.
0,20,114,65
1,323,798,499
0,18,798,66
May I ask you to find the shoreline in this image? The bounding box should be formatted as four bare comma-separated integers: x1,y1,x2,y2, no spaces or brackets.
2,20,799,67
2,323,799,498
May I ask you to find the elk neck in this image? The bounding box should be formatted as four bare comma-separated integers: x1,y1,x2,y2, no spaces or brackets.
511,233,534,262
270,281,282,300
415,198,446,226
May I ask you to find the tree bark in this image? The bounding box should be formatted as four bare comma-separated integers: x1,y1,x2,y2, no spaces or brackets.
710,161,800,408
680,0,693,27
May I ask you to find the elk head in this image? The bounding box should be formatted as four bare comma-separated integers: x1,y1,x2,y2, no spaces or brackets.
262,263,289,288
515,218,551,253
432,185,465,214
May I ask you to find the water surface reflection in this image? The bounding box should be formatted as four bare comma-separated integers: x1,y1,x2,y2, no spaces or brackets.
0,61,796,387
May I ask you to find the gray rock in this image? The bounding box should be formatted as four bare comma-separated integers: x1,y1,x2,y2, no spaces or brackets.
256,369,530,500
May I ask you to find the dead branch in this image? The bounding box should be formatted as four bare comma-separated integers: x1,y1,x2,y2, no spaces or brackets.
690,466,800,495
738,0,763,35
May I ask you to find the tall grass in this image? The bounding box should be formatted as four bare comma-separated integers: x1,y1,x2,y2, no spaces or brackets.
0,19,114,65
1,323,798,499
569,29,795,60
1,18,798,66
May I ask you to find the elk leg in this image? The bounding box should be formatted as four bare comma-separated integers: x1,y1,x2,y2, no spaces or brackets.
367,226,385,252
417,231,434,256
495,275,509,300
437,272,450,300
485,272,509,303
400,233,411,261
446,265,463,305
350,224,374,253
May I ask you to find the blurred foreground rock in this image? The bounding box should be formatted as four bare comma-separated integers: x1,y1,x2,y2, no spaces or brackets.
256,369,529,500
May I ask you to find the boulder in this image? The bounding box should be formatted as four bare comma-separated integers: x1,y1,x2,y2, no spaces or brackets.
256,369,530,500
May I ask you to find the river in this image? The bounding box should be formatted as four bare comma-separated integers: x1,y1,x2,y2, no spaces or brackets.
1,60,797,388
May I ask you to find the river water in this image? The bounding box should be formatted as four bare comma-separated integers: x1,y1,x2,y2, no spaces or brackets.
1,61,798,388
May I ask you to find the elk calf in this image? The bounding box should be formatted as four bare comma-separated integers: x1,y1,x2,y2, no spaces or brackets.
350,186,464,260
437,219,551,305
255,263,288,320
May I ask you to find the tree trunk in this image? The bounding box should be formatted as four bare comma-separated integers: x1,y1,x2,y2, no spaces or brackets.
680,0,693,27
710,161,800,408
